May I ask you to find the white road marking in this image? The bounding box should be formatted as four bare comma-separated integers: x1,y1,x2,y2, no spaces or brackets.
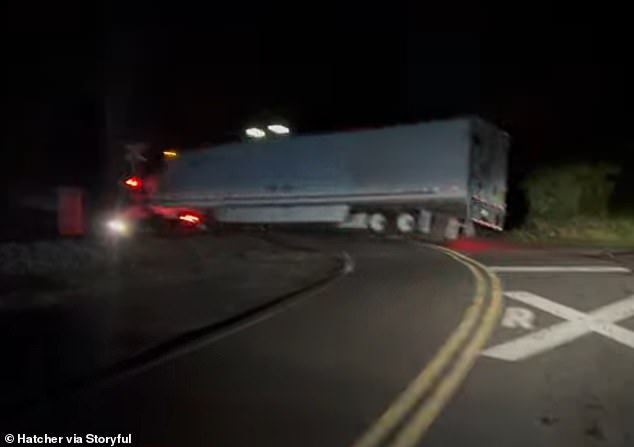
482,292,634,361
501,307,536,330
342,251,356,274
489,266,630,273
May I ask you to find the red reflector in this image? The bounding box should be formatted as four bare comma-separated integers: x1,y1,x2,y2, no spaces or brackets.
124,177,142,190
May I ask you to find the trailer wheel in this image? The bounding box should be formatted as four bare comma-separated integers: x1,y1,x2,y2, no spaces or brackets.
396,212,415,233
445,217,461,240
427,213,450,242
462,220,476,238
368,213,387,234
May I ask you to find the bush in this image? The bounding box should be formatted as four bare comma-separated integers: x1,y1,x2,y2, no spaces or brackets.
514,163,633,245
521,164,620,221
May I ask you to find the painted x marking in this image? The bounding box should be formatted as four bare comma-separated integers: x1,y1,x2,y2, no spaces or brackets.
482,291,634,361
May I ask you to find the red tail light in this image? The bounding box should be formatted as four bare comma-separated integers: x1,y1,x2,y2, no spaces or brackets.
179,213,201,225
124,176,142,190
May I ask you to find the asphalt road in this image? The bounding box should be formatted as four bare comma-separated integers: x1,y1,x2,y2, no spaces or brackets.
4,234,633,446
426,248,634,447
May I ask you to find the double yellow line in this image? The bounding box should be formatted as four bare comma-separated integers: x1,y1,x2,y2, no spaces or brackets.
351,245,502,447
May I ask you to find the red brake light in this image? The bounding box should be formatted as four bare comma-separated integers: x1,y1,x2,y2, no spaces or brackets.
124,177,142,190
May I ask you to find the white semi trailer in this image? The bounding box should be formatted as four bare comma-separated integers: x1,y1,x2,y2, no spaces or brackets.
120,117,509,238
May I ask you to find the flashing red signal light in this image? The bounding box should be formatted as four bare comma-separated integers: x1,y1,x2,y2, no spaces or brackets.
124,176,142,190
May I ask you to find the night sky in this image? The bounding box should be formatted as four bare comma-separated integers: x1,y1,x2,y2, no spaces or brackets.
4,4,633,202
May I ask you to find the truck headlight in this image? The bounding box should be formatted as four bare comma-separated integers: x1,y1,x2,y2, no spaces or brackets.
107,218,129,235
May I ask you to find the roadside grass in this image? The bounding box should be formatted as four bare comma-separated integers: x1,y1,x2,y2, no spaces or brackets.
511,215,634,248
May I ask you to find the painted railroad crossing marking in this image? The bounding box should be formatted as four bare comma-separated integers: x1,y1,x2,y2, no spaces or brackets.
501,307,536,330
483,291,634,361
